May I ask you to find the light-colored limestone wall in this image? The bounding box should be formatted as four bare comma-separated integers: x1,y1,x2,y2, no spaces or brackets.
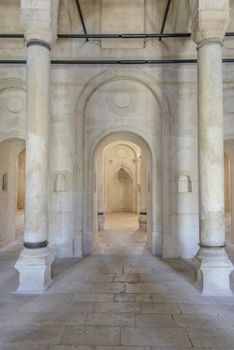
165,76,199,259
0,63,223,260
1,0,234,259
48,68,76,257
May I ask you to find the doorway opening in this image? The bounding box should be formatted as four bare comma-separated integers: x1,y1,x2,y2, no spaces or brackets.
92,134,152,255
16,148,25,241
0,138,25,248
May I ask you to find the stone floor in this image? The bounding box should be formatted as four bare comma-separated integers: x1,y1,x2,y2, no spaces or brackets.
0,213,234,349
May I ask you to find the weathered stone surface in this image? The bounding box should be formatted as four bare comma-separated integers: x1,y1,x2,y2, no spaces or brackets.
121,327,192,347
61,326,120,346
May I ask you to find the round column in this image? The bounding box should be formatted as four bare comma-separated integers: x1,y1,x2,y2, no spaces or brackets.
197,39,225,248
15,39,54,293
194,37,233,295
24,40,51,247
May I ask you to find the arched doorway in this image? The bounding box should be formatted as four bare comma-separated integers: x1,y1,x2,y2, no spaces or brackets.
91,132,153,255
76,69,170,258
0,138,25,247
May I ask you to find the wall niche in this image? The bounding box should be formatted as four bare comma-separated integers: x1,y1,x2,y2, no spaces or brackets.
54,173,67,192
178,175,192,193
2,173,8,192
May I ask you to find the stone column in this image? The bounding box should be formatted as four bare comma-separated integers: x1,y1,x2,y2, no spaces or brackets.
15,0,59,293
192,0,233,295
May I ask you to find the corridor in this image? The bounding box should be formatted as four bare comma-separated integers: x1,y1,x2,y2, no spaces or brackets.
95,212,148,256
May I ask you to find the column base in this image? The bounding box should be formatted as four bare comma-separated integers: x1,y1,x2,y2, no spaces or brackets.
138,213,147,231
98,213,105,231
193,247,233,296
15,247,54,294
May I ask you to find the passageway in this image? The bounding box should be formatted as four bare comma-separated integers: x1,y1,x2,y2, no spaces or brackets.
0,139,25,248
96,212,148,256
94,138,150,255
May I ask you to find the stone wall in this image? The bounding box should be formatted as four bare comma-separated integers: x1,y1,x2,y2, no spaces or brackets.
0,1,234,258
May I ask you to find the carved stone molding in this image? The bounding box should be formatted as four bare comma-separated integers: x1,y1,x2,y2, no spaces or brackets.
21,0,59,44
191,0,230,44
105,87,138,117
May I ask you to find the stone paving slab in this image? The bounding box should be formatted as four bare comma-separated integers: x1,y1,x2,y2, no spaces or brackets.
125,282,169,294
136,313,179,328
86,313,135,327
0,325,65,345
90,283,125,294
61,326,121,346
54,302,95,314
174,313,234,329
121,327,192,347
1,241,234,349
73,293,114,302
94,302,140,313
178,303,234,315
140,302,181,314
188,328,234,348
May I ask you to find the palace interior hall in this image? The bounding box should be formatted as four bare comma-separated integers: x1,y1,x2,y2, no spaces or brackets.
2,0,234,349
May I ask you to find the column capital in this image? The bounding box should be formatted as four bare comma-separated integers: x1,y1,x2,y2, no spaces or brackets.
21,0,59,45
191,0,230,45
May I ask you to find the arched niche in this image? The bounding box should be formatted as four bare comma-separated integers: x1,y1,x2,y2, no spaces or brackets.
54,172,67,192
2,173,8,192
178,175,192,193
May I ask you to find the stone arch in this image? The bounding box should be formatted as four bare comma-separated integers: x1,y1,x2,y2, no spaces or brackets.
76,68,170,116
84,131,155,256
0,79,26,143
0,78,26,92
74,68,171,257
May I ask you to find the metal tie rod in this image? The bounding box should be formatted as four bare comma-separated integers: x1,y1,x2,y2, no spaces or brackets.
0,32,234,39
0,58,234,65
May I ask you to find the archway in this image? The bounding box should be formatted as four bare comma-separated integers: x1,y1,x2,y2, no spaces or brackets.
92,132,153,255
76,68,170,258
0,138,25,247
